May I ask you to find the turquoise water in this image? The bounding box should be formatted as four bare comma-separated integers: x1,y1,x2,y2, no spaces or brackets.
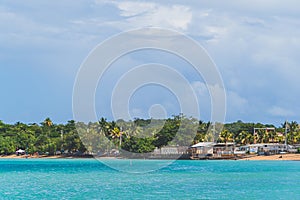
0,159,299,199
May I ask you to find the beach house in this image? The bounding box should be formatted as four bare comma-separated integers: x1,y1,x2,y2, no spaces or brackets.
213,143,235,158
189,142,237,159
248,143,286,155
189,142,215,159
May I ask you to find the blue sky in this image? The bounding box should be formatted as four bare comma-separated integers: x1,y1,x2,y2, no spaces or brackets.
1,0,300,125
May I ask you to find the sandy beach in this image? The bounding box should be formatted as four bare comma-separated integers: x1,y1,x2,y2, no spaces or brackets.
0,154,64,159
0,154,120,159
240,153,300,161
0,154,299,160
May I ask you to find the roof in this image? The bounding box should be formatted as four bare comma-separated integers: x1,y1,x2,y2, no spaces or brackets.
249,143,285,147
16,149,25,153
191,142,216,148
214,142,235,146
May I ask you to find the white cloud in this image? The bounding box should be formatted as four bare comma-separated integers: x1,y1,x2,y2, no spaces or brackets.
102,1,192,31
242,17,266,27
268,106,295,117
192,81,250,121
116,2,156,17
192,81,209,97
130,108,144,119
1,0,300,124
227,91,248,112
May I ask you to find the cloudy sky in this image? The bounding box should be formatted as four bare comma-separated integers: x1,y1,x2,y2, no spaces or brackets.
1,0,300,125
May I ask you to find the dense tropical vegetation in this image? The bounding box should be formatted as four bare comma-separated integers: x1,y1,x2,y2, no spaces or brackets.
0,116,300,155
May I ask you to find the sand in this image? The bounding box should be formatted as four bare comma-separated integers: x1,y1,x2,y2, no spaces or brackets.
240,153,300,161
1,154,300,160
0,154,63,159
0,154,118,159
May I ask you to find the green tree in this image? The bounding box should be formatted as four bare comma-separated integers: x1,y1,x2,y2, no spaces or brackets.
237,131,253,145
0,136,15,154
218,129,233,144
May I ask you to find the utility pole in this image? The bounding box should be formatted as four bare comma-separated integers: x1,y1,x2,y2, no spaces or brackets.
119,127,122,147
61,130,64,152
284,120,288,151
212,122,216,143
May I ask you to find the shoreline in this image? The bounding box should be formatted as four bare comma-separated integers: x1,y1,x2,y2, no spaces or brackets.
0,154,118,160
239,153,300,161
1,154,300,161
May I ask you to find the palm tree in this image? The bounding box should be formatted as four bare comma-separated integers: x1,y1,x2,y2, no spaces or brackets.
238,131,253,145
254,130,265,144
262,129,270,143
99,118,109,136
43,118,53,127
99,119,122,148
42,118,53,154
289,121,299,145
268,130,277,143
219,129,233,144
294,131,300,144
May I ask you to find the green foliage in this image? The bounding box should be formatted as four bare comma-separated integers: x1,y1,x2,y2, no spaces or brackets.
218,129,233,143
153,117,179,148
1,118,300,156
122,137,155,153
0,136,15,154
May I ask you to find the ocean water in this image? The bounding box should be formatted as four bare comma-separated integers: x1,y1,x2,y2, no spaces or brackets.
0,159,299,199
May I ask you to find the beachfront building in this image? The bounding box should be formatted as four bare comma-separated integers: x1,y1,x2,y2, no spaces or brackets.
248,143,286,155
189,142,235,159
189,142,299,159
213,143,235,158
234,145,248,156
189,142,215,159
15,149,26,156
150,146,190,159
153,146,188,155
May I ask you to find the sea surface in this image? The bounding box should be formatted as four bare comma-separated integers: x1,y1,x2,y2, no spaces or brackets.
0,159,299,199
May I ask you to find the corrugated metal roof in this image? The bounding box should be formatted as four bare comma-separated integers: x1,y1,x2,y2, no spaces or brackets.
191,142,216,148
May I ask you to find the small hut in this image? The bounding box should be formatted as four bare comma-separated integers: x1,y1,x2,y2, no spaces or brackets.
16,149,25,156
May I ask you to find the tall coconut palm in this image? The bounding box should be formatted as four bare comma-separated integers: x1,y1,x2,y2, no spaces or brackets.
43,118,53,127
289,121,299,145
268,130,277,143
99,119,122,147
41,118,53,154
219,129,233,144
238,131,253,145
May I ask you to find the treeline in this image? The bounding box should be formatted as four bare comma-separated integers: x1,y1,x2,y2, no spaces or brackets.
0,116,300,155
